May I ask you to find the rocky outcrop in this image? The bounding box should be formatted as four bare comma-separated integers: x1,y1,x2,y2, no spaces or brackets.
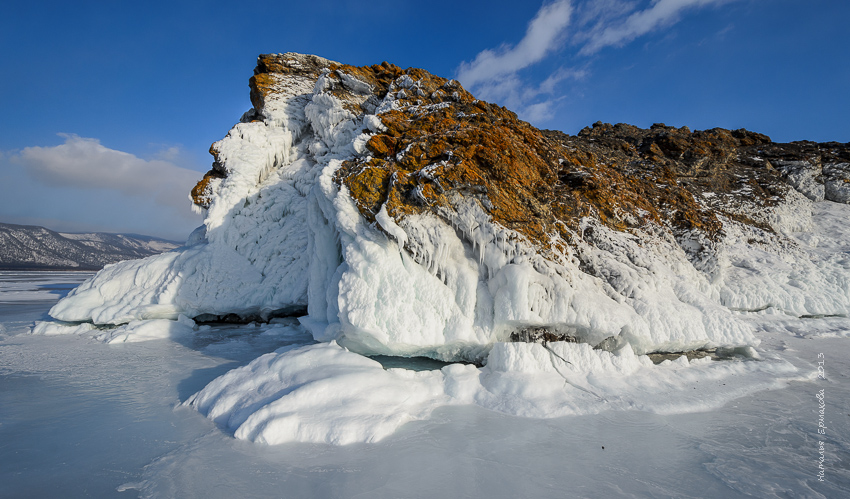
746,140,850,203
195,54,848,263
50,53,850,360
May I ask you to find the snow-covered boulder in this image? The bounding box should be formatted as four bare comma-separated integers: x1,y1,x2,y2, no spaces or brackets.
49,53,850,361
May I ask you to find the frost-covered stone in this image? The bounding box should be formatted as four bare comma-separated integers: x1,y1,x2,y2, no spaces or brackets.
49,53,850,362
774,160,824,201
824,162,850,203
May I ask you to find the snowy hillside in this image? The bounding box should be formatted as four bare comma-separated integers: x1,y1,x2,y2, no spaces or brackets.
38,53,850,445
0,222,179,270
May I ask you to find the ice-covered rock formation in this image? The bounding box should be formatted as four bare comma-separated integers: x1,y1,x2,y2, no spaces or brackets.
50,53,850,361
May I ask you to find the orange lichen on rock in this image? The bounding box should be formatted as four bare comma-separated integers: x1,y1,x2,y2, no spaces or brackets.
192,53,850,257
329,63,754,250
191,169,225,209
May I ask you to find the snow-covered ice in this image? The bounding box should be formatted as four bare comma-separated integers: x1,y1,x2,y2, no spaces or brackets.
186,339,799,446
2,271,848,497
33,200,850,449
0,271,94,302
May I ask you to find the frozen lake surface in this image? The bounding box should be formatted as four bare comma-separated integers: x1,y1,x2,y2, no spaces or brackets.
1,271,848,498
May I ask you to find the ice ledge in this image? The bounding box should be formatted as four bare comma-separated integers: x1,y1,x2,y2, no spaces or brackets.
186,340,798,445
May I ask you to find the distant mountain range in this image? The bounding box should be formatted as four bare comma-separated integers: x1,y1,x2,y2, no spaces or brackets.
0,222,181,270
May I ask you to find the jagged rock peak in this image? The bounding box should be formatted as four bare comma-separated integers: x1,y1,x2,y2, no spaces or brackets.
195,53,849,254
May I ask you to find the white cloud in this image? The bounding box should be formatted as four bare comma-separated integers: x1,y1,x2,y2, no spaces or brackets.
539,66,588,94
571,0,638,43
456,0,573,89
455,1,586,124
454,0,736,125
579,0,732,55
523,99,563,122
14,134,202,213
461,66,584,124
1,134,204,240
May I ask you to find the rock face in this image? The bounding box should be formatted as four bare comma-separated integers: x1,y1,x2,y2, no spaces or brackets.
750,140,850,203
207,55,849,248
51,53,850,361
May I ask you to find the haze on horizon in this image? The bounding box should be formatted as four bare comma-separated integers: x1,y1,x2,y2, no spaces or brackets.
1,0,847,241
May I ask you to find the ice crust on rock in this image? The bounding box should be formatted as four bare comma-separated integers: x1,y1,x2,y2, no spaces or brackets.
32,321,96,337
824,162,850,203
38,52,850,445
49,54,850,362
775,160,825,202
719,201,850,316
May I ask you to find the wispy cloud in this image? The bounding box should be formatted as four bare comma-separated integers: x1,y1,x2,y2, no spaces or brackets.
456,0,736,124
579,0,732,55
1,134,203,239
456,0,573,88
14,134,201,213
456,1,581,122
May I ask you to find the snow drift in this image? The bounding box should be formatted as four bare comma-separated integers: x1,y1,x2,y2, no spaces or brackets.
184,340,797,445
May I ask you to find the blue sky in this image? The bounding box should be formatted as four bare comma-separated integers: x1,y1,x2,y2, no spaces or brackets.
1,0,848,240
